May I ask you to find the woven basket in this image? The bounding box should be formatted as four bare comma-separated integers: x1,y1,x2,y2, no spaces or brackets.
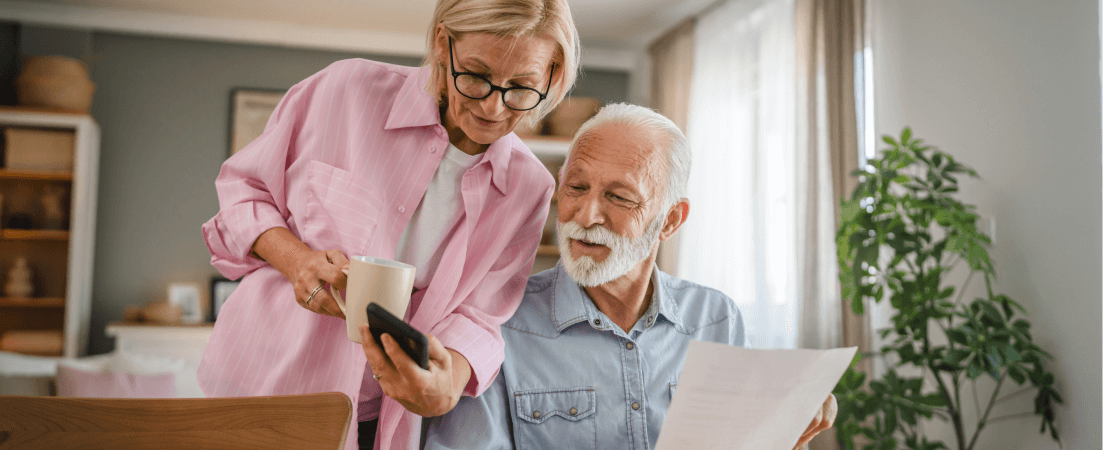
16,56,96,113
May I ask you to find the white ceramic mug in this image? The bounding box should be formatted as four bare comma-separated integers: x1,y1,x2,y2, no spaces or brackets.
329,256,416,343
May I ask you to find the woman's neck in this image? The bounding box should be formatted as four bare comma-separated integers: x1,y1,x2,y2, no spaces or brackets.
440,106,490,155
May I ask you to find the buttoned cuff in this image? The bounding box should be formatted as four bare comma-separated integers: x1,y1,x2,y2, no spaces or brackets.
202,200,287,280
429,313,504,398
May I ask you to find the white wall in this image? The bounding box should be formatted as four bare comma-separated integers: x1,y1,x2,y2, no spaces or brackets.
873,1,1101,449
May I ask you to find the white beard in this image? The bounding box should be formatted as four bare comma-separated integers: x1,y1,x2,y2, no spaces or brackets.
556,213,666,287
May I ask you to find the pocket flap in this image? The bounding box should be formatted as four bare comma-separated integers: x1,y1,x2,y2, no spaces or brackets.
306,160,383,253
514,387,596,424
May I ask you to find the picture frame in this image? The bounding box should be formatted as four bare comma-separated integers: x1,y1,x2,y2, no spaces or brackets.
210,277,240,322
168,282,206,324
228,88,286,157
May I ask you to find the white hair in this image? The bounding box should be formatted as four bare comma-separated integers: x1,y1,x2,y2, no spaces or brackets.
562,103,691,209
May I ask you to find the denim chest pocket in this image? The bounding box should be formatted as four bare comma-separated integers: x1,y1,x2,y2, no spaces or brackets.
513,387,597,450
304,160,383,255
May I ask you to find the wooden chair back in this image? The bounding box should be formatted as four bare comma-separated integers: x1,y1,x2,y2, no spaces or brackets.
0,392,352,450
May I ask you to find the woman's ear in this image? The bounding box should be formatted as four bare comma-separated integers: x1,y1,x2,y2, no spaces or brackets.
432,24,449,66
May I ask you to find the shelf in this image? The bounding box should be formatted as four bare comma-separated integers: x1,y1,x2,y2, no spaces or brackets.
536,245,560,257
0,169,73,181
2,230,70,241
0,297,65,307
0,105,88,116
107,321,215,329
522,136,572,158
0,348,63,357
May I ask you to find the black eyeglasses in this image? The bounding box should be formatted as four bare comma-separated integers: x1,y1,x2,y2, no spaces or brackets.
448,37,555,112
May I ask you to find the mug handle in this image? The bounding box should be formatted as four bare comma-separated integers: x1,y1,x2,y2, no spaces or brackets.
328,268,350,315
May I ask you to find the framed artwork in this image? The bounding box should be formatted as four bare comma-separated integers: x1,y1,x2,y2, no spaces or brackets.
228,88,286,157
168,282,206,324
210,277,240,322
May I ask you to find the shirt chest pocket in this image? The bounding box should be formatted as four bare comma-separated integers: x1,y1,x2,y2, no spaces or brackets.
303,160,384,255
513,387,597,450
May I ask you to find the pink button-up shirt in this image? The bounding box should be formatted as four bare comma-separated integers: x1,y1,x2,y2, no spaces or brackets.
198,59,554,450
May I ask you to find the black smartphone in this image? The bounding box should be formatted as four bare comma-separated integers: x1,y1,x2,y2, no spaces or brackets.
365,302,430,370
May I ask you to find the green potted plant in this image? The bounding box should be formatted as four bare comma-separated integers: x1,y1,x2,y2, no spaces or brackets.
832,129,1062,450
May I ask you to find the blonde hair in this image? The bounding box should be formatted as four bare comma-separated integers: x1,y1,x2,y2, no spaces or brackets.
423,0,581,126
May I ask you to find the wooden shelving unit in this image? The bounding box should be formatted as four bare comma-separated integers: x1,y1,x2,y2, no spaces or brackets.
2,230,70,241
523,137,569,272
0,297,66,308
0,169,74,181
0,107,99,358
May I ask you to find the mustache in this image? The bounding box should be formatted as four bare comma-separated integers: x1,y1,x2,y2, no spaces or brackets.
558,221,624,247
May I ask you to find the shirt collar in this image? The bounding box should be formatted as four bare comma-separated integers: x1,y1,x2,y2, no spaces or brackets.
651,266,684,329
481,134,514,195
383,65,441,131
551,261,684,333
384,65,512,195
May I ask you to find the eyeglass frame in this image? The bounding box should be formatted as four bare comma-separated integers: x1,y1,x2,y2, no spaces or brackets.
448,36,556,112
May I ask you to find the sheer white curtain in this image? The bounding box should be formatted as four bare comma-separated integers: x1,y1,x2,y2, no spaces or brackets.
679,0,800,349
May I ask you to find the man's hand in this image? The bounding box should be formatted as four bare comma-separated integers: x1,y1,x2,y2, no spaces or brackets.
793,394,837,449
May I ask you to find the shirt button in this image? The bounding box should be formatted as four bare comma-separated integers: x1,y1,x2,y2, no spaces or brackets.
592,319,601,327
429,146,437,153
632,402,641,410
626,342,634,350
647,316,655,325
569,407,578,415
397,206,406,213
532,410,541,419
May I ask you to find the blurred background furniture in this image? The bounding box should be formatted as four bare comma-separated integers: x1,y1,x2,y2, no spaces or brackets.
0,322,211,398
104,322,212,397
0,107,99,359
0,392,353,449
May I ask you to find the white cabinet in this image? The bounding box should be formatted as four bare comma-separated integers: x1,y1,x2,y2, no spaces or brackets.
105,323,213,363
0,107,99,358
105,323,212,398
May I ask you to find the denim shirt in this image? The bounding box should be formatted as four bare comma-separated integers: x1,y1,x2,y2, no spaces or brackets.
425,262,746,450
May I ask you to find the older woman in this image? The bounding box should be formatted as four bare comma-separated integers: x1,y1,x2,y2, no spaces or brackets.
197,1,580,448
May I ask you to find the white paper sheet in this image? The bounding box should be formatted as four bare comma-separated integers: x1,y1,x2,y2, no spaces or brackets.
655,341,857,450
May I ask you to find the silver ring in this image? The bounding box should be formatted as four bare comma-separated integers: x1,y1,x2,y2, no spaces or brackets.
306,282,325,305
372,373,382,381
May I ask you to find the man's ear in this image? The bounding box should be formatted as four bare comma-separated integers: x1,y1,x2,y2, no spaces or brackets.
659,199,689,241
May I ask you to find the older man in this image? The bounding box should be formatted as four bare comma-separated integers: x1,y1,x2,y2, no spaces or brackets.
424,103,835,449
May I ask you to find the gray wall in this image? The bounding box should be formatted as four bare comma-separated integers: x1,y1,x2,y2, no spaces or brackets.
19,26,629,355
873,0,1101,448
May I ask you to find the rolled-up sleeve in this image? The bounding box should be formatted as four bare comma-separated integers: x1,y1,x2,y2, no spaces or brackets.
201,76,319,280
429,180,553,397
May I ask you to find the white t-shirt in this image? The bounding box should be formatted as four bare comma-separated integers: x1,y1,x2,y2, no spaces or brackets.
358,143,481,421
394,142,482,289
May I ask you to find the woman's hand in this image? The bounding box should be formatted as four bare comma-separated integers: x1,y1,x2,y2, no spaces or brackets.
252,227,349,318
288,249,349,318
359,325,472,417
